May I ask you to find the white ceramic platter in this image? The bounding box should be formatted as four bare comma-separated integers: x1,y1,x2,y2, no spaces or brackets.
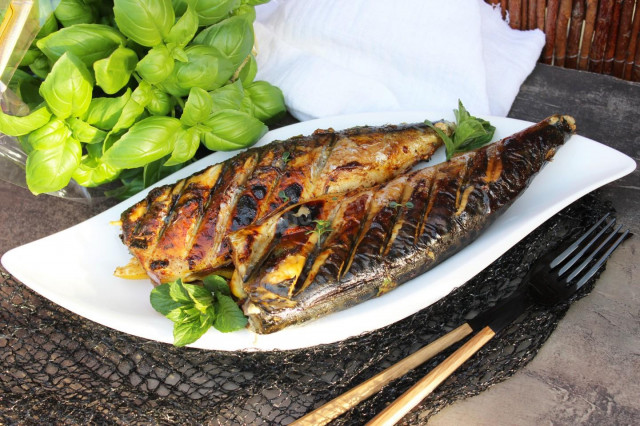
2,111,636,351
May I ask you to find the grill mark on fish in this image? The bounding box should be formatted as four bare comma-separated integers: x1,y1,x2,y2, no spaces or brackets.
231,115,576,334
147,164,224,282
345,178,407,278
185,152,259,278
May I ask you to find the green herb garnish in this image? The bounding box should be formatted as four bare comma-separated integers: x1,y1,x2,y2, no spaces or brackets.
425,100,496,161
150,275,247,347
389,201,414,210
279,190,289,203
282,151,291,165
306,219,332,240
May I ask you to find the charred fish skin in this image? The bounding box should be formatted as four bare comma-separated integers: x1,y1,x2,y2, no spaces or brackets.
119,121,452,284
234,115,576,334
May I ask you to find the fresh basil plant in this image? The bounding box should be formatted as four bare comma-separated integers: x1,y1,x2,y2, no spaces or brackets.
1,0,286,196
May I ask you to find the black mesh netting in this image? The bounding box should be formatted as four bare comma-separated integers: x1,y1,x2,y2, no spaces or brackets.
0,192,615,425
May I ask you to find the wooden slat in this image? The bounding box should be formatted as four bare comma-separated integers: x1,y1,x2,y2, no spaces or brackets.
589,0,615,72
566,0,586,69
612,0,636,77
510,0,523,28
623,0,640,79
528,0,538,30
544,0,562,63
603,0,624,74
633,30,640,80
579,0,600,69
522,0,529,29
555,0,574,66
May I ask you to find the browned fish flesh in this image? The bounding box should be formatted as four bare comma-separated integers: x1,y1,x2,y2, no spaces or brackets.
227,115,576,334
119,121,452,287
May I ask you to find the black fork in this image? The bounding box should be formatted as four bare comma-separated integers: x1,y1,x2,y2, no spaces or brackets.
292,215,633,426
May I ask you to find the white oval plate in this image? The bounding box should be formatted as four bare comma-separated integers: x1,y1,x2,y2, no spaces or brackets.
2,111,636,351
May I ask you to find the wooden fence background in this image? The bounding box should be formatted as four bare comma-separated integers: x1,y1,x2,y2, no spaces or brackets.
486,0,640,81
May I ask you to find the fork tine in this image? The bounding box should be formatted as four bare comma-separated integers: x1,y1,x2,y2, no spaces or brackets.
550,213,611,268
574,230,631,289
566,224,623,283
557,218,616,277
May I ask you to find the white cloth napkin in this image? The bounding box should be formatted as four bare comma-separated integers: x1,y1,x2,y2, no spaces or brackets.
254,0,545,121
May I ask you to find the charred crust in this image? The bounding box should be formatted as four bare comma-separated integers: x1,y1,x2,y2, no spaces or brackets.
150,259,169,270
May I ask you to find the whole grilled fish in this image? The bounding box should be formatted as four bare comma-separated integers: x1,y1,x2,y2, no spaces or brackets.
227,115,576,334
118,121,452,288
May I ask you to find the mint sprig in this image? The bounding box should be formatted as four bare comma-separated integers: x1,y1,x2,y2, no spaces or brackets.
150,275,248,347
425,100,496,161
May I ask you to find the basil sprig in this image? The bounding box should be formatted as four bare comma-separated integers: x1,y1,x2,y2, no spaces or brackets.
426,100,496,161
150,275,248,347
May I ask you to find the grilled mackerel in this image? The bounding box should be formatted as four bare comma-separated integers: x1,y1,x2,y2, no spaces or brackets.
227,115,576,334
118,121,452,288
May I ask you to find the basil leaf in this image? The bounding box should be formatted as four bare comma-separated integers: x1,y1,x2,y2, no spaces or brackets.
29,56,51,79
19,48,41,67
142,158,184,187
83,89,132,130
242,81,285,123
202,274,230,296
170,46,189,63
188,0,236,26
209,80,244,112
40,52,93,119
0,106,51,137
242,0,270,5
168,279,192,304
426,101,495,160
28,118,71,150
181,87,212,126
159,45,235,97
231,4,256,23
136,45,174,85
165,5,198,47
25,136,82,195
104,169,144,200
213,295,247,333
111,82,153,133
150,283,183,315
54,0,96,27
202,109,267,151
237,54,257,87
452,119,486,146
7,69,43,109
86,141,103,160
68,118,106,144
147,87,173,116
172,0,189,16
37,24,126,66
93,46,138,94
193,16,254,68
102,116,182,168
182,283,214,312
72,156,121,187
36,13,58,39
173,311,213,347
164,127,199,166
114,0,175,47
